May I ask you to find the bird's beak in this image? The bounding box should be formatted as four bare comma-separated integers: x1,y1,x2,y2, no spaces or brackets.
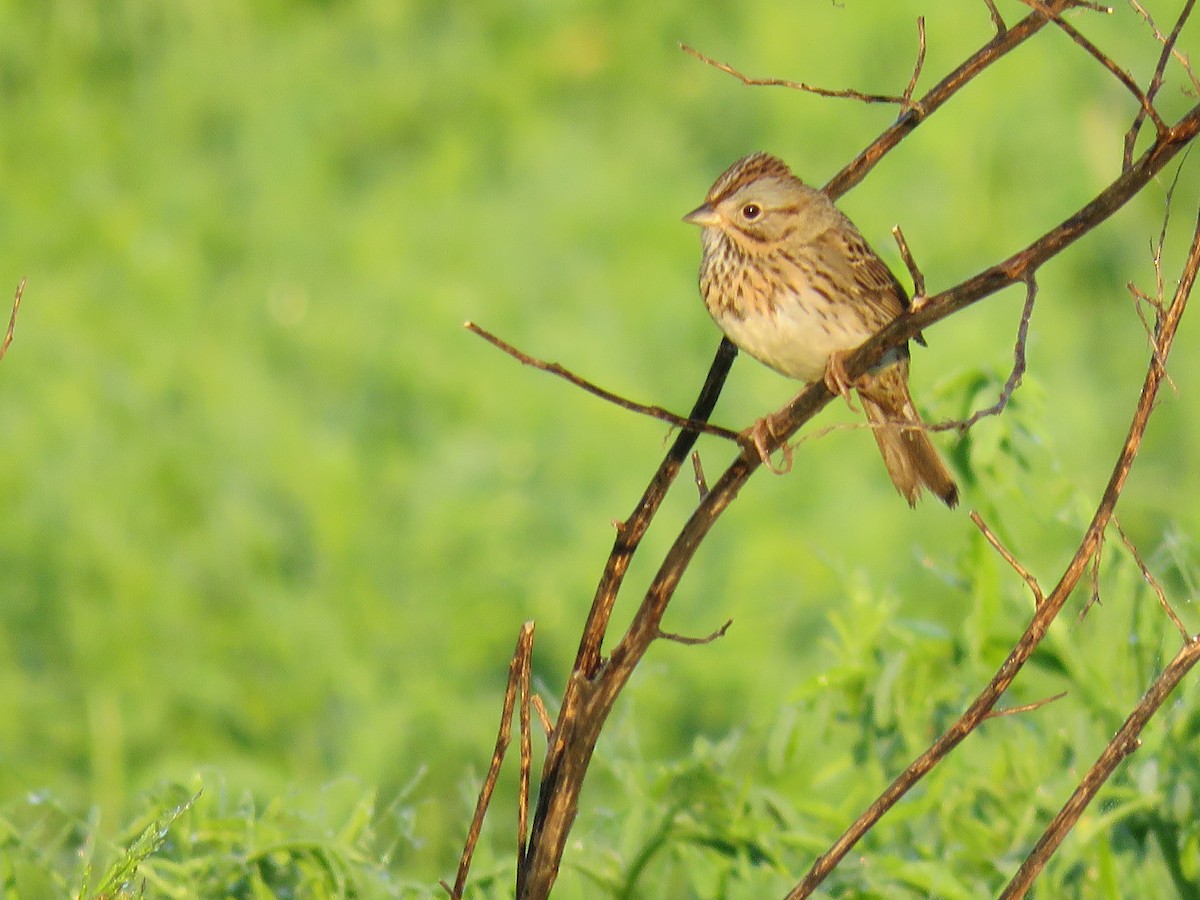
682,203,720,227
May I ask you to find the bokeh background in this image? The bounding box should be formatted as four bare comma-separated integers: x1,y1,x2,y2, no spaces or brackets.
1,0,1198,895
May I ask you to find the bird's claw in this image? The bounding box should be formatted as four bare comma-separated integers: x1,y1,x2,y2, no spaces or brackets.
744,416,793,475
823,351,858,411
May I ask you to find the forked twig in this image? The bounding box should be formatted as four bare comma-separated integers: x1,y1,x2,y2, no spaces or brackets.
465,321,741,443
0,278,24,364
1080,541,1105,621
1126,0,1200,167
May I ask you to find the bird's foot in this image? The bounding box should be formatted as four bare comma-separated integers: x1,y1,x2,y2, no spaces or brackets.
743,415,793,475
823,350,860,411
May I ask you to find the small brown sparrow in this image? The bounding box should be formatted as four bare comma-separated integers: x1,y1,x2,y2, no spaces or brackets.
685,152,958,508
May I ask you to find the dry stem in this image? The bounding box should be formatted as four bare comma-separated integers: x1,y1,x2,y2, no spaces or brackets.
1,278,24,364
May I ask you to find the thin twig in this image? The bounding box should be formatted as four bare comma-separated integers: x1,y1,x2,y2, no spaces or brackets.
1000,635,1200,897
465,321,741,443
902,18,928,111
927,275,1038,434
532,695,553,738
680,44,903,105
0,278,24,364
1125,0,1200,169
1127,155,1188,391
444,622,536,899
983,0,1008,34
984,691,1068,719
657,619,733,646
1079,540,1105,622
1113,517,1191,643
892,225,927,303
971,511,1046,607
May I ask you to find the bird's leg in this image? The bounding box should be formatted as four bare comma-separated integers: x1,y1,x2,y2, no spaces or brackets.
823,350,858,411
743,415,793,475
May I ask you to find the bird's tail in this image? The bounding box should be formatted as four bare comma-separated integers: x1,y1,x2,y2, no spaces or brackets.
857,360,958,508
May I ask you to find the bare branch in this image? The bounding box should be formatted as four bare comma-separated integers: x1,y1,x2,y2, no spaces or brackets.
984,690,1068,719
971,511,1046,607
465,321,741,443
1130,0,1200,94
0,278,24,364
825,0,1083,198
1000,635,1200,897
1113,517,1191,643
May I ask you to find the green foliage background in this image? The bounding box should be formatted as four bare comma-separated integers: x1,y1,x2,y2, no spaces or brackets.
1,0,1198,896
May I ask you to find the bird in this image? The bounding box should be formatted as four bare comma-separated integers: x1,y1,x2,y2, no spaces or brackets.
684,151,958,508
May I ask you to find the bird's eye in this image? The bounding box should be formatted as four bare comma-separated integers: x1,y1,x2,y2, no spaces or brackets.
741,203,762,221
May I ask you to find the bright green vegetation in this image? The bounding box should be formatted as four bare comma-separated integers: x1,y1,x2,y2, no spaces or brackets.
1,1,1198,897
